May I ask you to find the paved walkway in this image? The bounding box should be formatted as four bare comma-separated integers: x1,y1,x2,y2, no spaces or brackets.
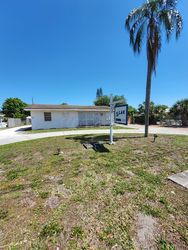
0,125,188,146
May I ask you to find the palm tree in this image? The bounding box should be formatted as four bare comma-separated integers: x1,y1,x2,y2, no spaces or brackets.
125,0,183,137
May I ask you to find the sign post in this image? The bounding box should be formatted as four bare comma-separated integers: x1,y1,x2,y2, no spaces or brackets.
109,95,128,145
109,94,114,145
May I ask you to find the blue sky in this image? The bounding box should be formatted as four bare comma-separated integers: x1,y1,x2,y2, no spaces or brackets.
0,0,187,108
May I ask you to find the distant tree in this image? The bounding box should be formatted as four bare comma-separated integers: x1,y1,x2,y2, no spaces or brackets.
137,101,168,124
154,104,168,123
128,106,137,115
99,88,103,97
138,102,155,115
126,0,183,136
137,101,156,124
128,105,137,124
96,88,103,99
61,102,68,105
113,95,127,106
96,89,100,99
94,94,127,106
170,99,188,126
2,98,28,119
94,95,110,106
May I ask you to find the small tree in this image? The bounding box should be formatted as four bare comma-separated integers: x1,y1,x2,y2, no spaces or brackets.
170,99,188,126
128,106,137,123
96,89,100,99
113,95,127,106
94,95,110,106
137,101,157,124
94,94,127,106
154,104,168,123
2,98,28,119
99,88,103,97
96,88,103,99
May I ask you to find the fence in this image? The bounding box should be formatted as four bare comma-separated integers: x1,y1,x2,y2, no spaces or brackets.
8,118,22,128
161,119,182,127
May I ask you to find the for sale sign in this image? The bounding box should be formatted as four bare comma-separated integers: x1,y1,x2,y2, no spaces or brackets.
115,105,128,125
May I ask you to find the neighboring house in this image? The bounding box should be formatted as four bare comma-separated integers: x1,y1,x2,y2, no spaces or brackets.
25,104,110,130
0,113,6,128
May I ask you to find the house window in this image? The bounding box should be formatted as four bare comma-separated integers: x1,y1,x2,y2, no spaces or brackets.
44,112,52,121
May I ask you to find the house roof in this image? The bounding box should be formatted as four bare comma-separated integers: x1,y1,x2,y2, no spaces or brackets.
25,104,110,112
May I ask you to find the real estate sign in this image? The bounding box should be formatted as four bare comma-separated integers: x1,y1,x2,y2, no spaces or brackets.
114,105,128,125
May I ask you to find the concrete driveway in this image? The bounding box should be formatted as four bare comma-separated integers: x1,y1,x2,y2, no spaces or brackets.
0,125,188,146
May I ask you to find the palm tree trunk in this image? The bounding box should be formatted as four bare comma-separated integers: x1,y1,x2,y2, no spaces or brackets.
145,59,152,137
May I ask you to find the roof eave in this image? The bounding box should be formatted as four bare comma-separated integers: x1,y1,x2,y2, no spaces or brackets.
25,108,109,112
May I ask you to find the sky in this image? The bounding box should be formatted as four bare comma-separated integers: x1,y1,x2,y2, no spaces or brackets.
0,0,187,109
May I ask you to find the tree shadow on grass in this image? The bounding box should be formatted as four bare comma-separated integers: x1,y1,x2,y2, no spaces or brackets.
65,134,145,153
65,134,145,143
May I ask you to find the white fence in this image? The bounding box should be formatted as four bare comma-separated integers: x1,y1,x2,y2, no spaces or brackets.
8,118,22,128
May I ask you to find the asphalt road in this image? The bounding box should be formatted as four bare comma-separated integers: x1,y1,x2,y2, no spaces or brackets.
0,125,188,146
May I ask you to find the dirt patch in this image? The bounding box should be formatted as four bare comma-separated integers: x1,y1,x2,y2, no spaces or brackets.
59,201,109,250
0,229,4,240
111,245,123,250
47,175,63,183
133,149,148,156
14,154,25,163
125,170,135,178
33,152,44,161
0,169,5,181
55,185,72,198
20,197,36,208
133,212,159,250
44,196,60,209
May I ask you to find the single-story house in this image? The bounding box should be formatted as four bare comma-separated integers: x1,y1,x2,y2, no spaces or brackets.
25,104,110,130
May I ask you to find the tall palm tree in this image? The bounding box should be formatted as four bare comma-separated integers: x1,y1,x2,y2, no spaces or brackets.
125,0,183,137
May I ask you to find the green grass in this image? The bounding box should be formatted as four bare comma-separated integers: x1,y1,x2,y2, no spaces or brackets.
157,238,176,250
39,221,63,238
26,125,134,134
0,134,187,249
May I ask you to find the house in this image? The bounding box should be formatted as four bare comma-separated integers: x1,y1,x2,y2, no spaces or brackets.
0,113,6,128
25,104,110,130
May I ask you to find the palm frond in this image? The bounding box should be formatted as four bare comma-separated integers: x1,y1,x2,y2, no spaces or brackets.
125,0,182,73
125,8,142,31
172,10,183,39
159,10,173,41
125,4,149,31
164,0,178,9
159,8,183,41
133,22,146,53
129,17,146,47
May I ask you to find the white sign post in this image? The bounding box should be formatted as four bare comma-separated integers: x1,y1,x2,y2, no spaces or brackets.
109,95,127,145
109,94,114,145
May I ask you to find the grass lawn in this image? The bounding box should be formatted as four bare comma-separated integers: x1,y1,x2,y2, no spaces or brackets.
26,125,133,134
0,134,187,249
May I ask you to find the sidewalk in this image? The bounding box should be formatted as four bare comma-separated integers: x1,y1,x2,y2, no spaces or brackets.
0,125,188,146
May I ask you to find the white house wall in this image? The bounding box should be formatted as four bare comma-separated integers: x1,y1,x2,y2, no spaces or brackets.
31,110,110,130
31,111,79,130
78,112,109,126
